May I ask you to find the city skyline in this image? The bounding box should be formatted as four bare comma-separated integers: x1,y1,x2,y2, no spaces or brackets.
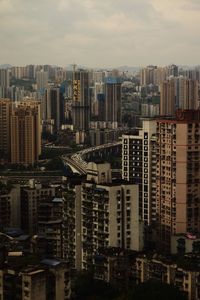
1,0,200,67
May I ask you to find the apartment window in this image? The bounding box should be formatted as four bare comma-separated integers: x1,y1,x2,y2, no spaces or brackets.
24,291,29,297
127,210,131,216
24,282,29,288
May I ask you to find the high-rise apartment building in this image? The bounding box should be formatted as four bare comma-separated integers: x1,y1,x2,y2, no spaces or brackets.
38,197,64,258
43,87,65,133
63,163,142,271
0,182,21,228
72,70,90,131
25,64,35,79
104,77,122,126
0,69,10,98
140,66,157,86
176,77,199,110
156,110,200,252
63,176,82,270
11,66,25,79
0,69,10,88
81,162,142,270
160,79,176,116
10,100,41,165
140,65,178,86
0,98,12,160
122,119,157,225
36,70,48,92
160,77,199,116
21,180,55,235
165,64,178,77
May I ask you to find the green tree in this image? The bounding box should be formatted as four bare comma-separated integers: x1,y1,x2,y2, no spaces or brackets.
45,157,64,171
130,280,187,300
74,271,120,300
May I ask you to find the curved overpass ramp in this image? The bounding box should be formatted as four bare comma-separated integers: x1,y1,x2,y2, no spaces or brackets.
62,141,121,175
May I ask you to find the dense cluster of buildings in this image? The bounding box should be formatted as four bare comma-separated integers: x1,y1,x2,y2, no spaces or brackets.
1,63,200,299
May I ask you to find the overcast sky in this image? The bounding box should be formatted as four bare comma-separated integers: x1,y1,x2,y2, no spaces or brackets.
0,0,200,68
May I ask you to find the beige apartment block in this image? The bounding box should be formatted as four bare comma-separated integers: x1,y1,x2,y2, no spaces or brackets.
156,110,200,251
10,100,41,165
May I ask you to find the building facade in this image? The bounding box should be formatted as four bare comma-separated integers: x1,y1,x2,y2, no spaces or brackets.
72,71,90,131
156,110,200,251
10,100,41,165
122,119,157,225
0,98,12,160
104,77,122,127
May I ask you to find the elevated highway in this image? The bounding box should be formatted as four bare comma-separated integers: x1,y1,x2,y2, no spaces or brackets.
62,141,122,175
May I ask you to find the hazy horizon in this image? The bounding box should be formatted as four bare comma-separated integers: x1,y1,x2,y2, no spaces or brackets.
1,0,200,68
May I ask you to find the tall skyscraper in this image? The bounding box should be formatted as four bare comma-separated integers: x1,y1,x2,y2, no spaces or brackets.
160,79,176,116
36,70,48,92
0,69,10,97
0,98,12,160
176,77,199,110
160,77,199,116
72,70,90,131
156,110,200,252
140,65,157,86
104,77,122,126
43,87,64,133
10,100,41,165
122,119,157,225
25,64,35,79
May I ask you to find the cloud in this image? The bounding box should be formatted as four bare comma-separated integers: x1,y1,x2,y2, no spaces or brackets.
0,0,200,67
